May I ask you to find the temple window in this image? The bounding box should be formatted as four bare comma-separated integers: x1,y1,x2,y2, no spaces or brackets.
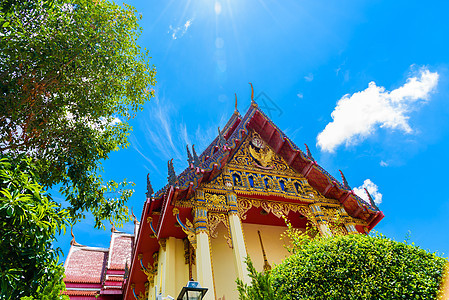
264,178,270,190
233,174,242,186
279,180,285,191
248,176,254,188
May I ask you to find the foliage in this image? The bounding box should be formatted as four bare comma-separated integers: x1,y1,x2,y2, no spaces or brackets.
0,156,69,300
238,223,447,300
236,257,286,300
271,233,446,300
0,0,156,227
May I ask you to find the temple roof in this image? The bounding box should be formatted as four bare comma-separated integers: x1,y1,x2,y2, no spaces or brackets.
63,230,136,299
64,245,109,284
151,101,381,225
108,233,134,270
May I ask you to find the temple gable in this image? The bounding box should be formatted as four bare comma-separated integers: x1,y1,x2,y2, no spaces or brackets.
203,130,322,202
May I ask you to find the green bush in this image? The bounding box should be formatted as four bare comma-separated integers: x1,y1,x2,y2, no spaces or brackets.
269,233,446,300
0,156,69,299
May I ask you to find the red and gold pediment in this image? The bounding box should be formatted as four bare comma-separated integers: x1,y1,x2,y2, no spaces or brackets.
202,130,328,204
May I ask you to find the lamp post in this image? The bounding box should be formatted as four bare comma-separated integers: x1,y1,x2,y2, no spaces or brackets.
176,279,208,300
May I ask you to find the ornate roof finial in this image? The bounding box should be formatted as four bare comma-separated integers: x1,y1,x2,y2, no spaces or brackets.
339,170,351,190
131,207,138,224
304,143,315,162
186,145,194,165
109,219,116,232
167,159,177,186
218,127,226,147
249,82,257,106
146,173,154,198
192,145,200,168
234,93,238,113
70,226,80,246
364,188,379,211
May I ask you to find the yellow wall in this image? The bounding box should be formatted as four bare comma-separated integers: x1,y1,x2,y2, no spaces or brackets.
210,223,239,300
242,223,296,273
173,238,189,296
150,237,189,300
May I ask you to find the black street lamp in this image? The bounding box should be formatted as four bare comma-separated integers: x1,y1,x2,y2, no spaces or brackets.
176,279,208,300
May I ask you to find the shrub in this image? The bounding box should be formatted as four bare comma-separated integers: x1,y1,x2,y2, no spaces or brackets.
270,233,446,300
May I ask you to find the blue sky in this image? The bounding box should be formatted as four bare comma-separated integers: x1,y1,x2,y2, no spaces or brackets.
57,0,449,259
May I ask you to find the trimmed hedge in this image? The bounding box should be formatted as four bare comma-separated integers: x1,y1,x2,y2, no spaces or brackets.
270,233,447,300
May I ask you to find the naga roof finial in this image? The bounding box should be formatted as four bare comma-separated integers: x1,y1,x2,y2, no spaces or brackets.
192,145,200,168
218,127,226,147
167,159,177,186
70,226,80,246
249,82,257,106
186,145,194,165
339,170,351,190
234,93,238,113
131,207,138,224
304,143,315,162
364,188,379,211
146,173,154,198
109,219,116,232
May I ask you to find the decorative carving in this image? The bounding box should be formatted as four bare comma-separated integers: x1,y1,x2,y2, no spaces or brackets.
146,173,154,198
186,145,194,165
364,188,379,211
147,217,157,238
158,238,166,251
192,145,201,168
207,212,233,248
249,136,274,168
173,208,197,249
139,254,155,283
205,193,227,210
339,170,351,190
230,131,290,172
193,206,208,234
167,159,177,186
184,238,196,279
237,197,311,220
218,127,226,147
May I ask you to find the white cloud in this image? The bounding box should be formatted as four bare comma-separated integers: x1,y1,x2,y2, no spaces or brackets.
353,179,382,205
317,68,439,152
133,93,229,172
380,160,388,167
304,73,314,82
169,18,194,40
297,93,303,99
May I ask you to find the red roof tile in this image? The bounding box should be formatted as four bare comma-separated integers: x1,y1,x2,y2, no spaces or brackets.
108,234,133,270
64,246,108,283
63,290,98,296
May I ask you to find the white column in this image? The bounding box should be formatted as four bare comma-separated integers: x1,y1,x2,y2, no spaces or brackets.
194,190,216,300
164,237,177,298
227,192,251,284
310,204,333,237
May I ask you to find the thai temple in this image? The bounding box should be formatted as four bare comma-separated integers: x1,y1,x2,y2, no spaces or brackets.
63,86,384,300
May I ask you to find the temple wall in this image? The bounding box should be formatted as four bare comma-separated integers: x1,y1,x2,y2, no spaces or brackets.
242,223,293,272
151,237,188,300
174,238,189,296
210,223,239,300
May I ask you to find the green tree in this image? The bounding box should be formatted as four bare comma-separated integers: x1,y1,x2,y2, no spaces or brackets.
0,0,155,297
0,0,156,227
0,156,69,299
238,226,447,300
